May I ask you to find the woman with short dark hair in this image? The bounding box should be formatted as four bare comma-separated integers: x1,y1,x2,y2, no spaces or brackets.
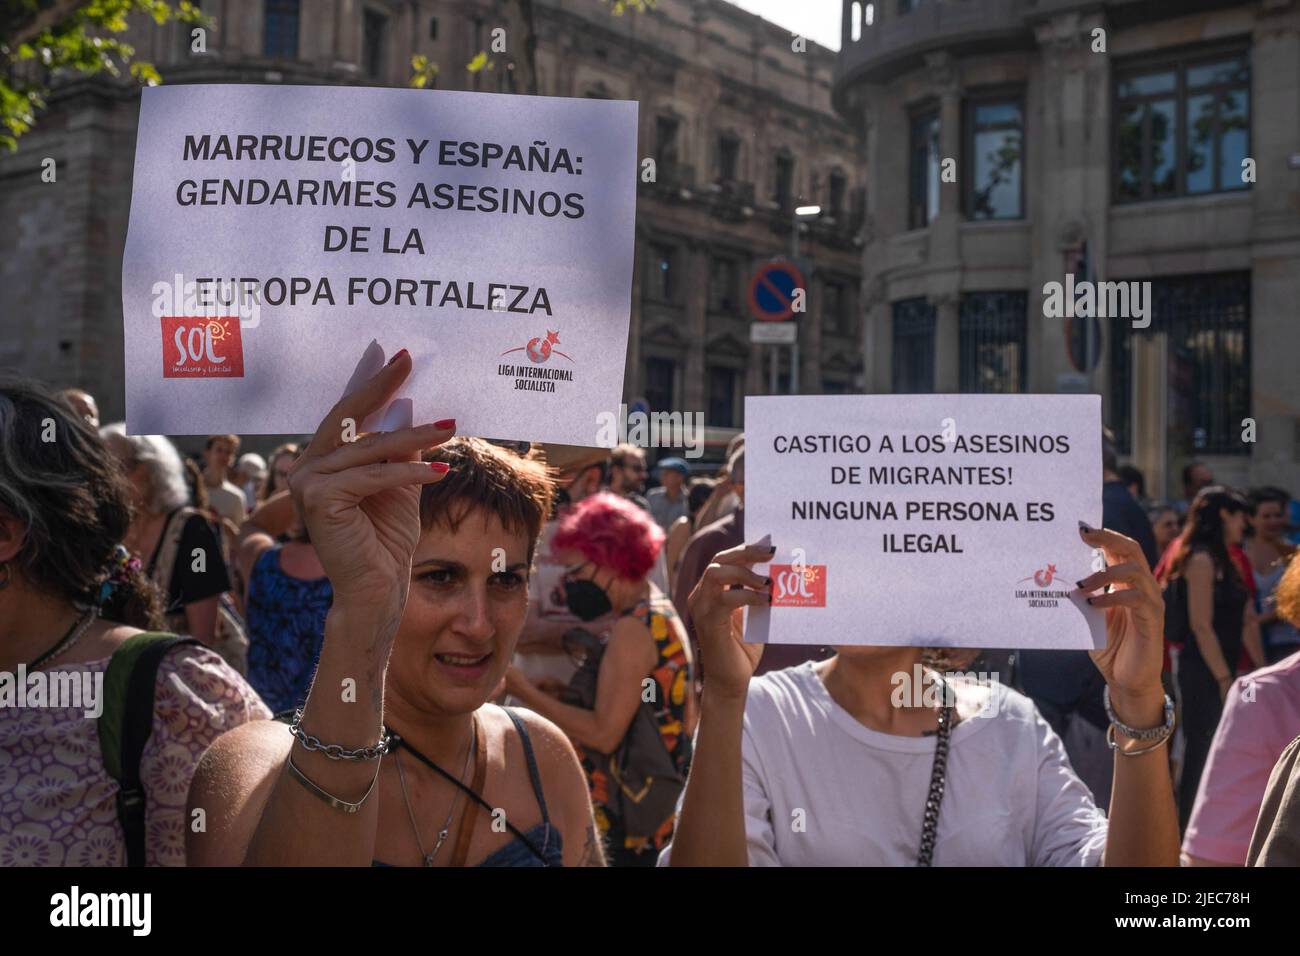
187,349,602,867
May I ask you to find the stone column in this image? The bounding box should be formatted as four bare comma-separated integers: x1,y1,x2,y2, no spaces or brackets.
682,240,709,412
1249,4,1300,488
932,291,960,392
1033,11,1111,394
927,51,962,268
861,275,890,392
336,0,360,67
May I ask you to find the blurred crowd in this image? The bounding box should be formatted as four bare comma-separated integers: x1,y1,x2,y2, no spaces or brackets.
1,375,1296,868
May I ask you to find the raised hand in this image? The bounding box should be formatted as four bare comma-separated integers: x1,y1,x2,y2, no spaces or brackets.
1077,523,1167,726
687,541,773,700
289,347,455,624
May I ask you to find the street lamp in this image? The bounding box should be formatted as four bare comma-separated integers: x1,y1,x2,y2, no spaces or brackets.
779,205,824,393
793,205,821,260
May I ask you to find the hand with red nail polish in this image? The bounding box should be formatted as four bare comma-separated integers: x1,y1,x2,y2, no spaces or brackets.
292,343,452,621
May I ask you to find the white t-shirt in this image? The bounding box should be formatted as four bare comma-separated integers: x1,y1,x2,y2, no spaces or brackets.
661,662,1108,866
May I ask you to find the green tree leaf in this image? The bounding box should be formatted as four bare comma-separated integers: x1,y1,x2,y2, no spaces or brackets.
1,0,211,150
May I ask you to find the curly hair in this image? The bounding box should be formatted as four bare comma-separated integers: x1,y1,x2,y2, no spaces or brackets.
550,490,664,580
1275,554,1300,630
0,376,164,628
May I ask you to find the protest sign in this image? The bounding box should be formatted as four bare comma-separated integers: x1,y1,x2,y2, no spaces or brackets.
121,85,637,444
743,394,1107,650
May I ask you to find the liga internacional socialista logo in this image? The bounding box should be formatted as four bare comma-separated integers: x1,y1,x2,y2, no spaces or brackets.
770,564,827,607
1014,562,1073,608
161,316,245,378
498,329,575,394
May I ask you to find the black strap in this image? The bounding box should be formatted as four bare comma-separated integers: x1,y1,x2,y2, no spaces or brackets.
106,635,200,866
144,507,185,578
501,706,550,825
387,718,549,864
916,677,955,867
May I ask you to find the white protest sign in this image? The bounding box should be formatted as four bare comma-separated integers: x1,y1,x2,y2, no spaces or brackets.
744,394,1107,650
121,85,637,444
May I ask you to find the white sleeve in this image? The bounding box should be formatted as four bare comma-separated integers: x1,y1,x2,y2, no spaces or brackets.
656,701,782,867
1027,705,1109,867
739,716,782,867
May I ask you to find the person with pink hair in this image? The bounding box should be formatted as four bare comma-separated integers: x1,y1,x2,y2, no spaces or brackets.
506,491,696,866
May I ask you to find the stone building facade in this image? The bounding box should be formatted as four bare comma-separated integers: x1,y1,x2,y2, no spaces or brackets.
835,0,1300,498
0,0,864,434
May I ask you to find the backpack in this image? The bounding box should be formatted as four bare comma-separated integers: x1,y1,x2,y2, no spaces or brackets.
97,633,200,866
561,626,688,845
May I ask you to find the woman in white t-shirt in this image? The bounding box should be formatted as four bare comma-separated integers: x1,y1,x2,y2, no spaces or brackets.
664,524,1181,866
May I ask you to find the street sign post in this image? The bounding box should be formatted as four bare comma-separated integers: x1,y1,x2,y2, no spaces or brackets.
748,260,807,322
750,322,797,345
748,259,805,394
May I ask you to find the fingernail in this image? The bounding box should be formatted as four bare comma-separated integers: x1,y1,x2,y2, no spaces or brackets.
765,577,772,587
434,418,456,430
766,546,777,555
429,462,450,474
387,348,409,366
1078,521,1094,533
1086,597,1094,605
1075,580,1086,588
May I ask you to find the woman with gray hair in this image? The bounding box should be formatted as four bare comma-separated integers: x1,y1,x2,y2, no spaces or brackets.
101,424,235,656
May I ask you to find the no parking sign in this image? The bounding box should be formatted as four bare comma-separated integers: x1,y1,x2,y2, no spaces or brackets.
747,260,805,322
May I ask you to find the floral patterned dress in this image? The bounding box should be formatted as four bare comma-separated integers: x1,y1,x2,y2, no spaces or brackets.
583,596,692,866
0,644,269,866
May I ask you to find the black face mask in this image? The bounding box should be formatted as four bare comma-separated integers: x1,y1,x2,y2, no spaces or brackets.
563,577,613,622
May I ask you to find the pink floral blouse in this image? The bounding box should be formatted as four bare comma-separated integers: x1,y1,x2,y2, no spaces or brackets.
0,645,270,866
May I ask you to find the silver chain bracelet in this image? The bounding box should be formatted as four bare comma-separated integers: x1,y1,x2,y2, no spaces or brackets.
288,709,392,761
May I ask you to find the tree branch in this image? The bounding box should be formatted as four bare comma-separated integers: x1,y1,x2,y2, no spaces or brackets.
3,0,86,53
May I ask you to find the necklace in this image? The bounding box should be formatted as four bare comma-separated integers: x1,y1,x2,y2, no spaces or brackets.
27,608,96,671
394,715,476,867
